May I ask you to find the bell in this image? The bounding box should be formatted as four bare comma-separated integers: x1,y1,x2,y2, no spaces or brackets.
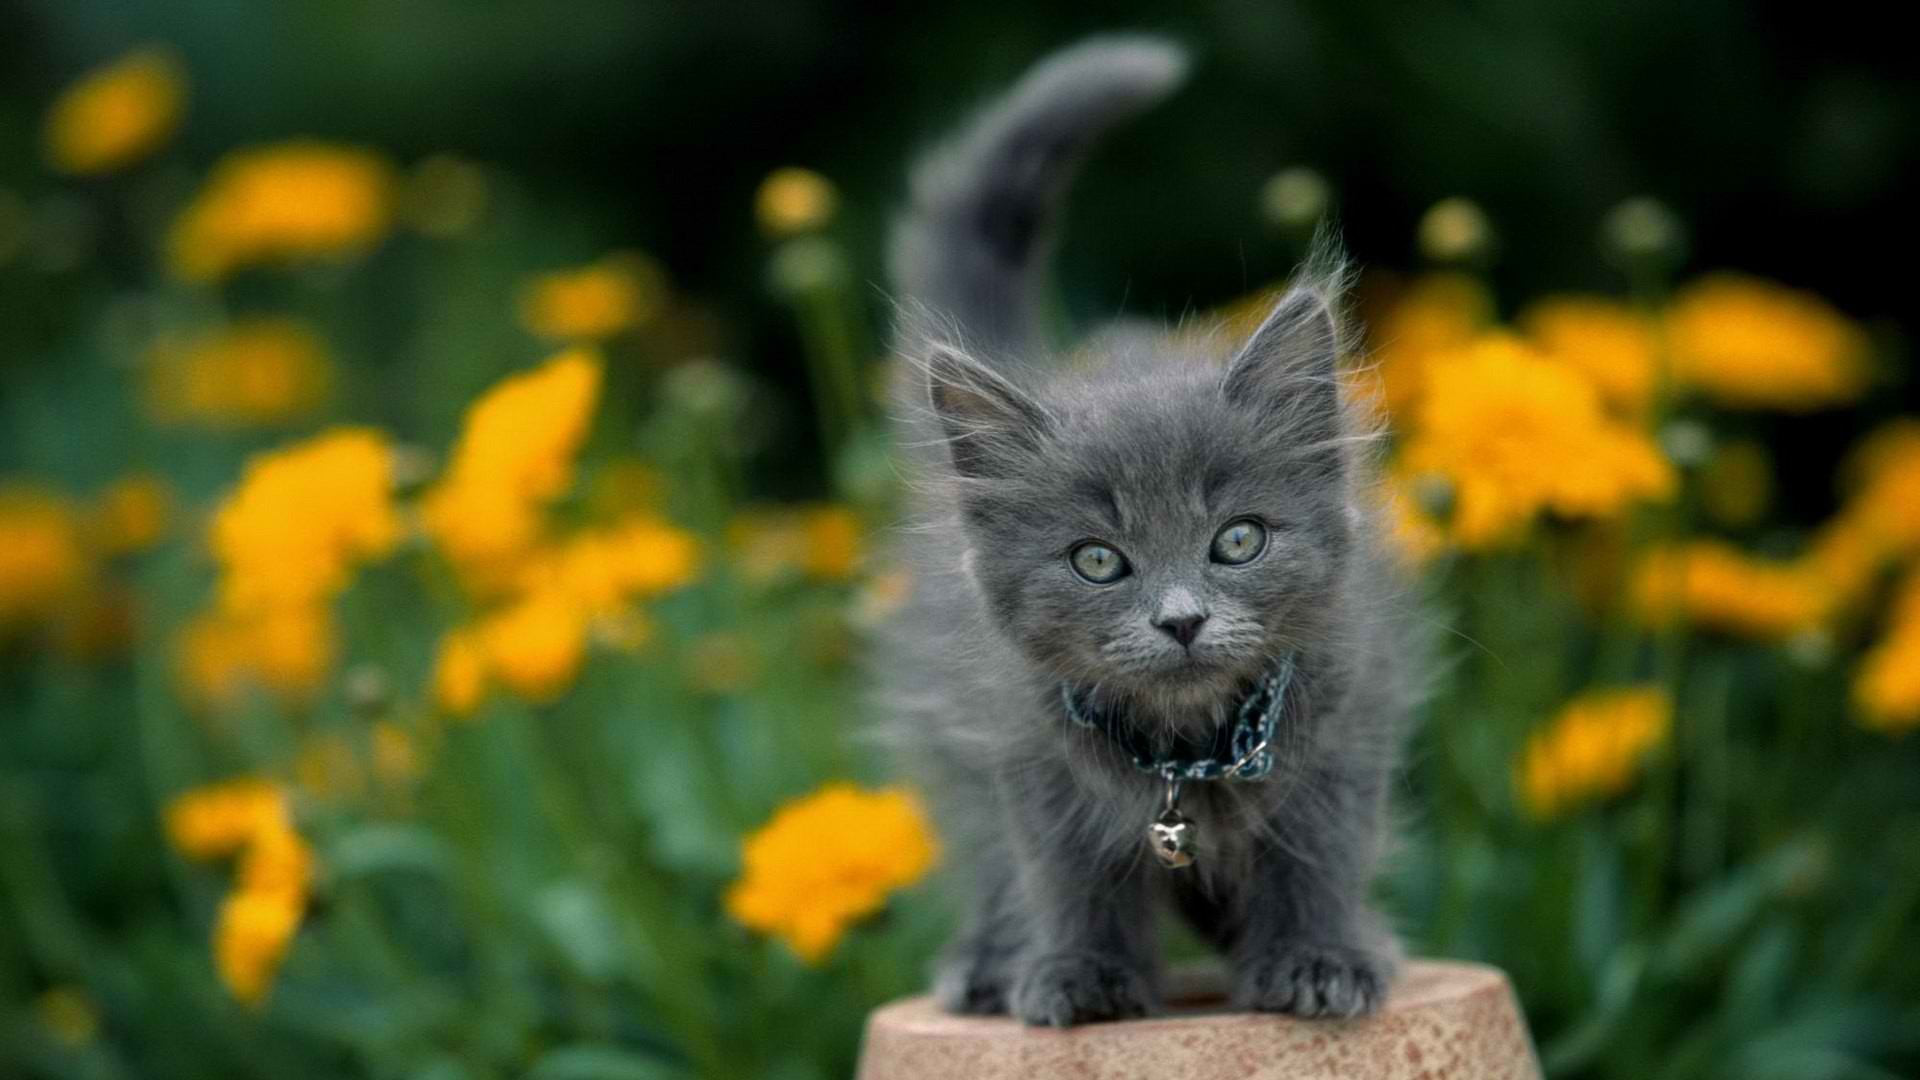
1148,808,1197,869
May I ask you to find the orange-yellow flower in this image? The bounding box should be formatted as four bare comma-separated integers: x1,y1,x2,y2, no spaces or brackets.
1399,335,1674,548
726,784,937,962
431,628,489,716
146,319,332,428
1519,296,1659,415
1517,687,1671,818
168,777,312,1006
518,252,666,341
755,167,838,237
1855,572,1920,736
1665,275,1869,411
476,591,589,704
164,778,288,860
1632,542,1832,640
1358,273,1493,423
90,473,172,554
213,886,305,1007
43,46,186,175
0,486,88,630
422,350,603,591
167,141,394,281
728,504,864,584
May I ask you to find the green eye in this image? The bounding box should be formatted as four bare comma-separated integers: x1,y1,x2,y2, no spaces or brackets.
1069,542,1129,584
1211,519,1267,565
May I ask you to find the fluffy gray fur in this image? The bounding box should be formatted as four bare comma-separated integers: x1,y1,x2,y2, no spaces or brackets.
876,36,1420,1028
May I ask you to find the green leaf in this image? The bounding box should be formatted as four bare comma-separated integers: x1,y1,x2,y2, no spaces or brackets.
327,824,457,881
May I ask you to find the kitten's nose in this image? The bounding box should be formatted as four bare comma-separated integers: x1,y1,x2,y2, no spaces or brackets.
1155,613,1207,648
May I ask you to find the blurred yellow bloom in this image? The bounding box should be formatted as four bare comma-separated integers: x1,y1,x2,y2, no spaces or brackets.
519,516,702,613
43,46,186,175
1519,296,1659,415
0,487,88,631
1399,335,1674,548
1358,273,1492,422
477,591,589,704
432,628,489,716
177,607,338,707
371,722,420,786
147,319,332,428
168,777,311,1005
728,504,864,584
35,986,100,1047
518,252,666,341
1665,275,1869,410
91,472,172,554
1834,421,1920,565
422,350,603,591
164,778,286,860
725,784,937,963
214,885,305,1007
1697,440,1773,529
1855,572,1920,736
167,141,394,281
293,734,364,801
1632,541,1831,640
1517,687,1671,819
755,166,838,237
210,429,401,615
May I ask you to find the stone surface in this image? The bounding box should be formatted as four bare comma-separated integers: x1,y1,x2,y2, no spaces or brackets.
856,960,1540,1080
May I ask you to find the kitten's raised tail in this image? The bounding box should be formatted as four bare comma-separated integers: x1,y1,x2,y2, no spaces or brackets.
890,36,1189,360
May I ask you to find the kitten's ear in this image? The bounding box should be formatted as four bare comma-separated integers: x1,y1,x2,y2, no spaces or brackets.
1221,285,1341,414
925,343,1051,478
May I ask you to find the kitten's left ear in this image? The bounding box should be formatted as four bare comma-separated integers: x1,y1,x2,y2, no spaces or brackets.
1220,285,1342,417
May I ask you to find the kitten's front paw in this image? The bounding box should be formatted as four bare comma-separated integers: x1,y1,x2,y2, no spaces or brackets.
933,949,1012,1015
1234,940,1392,1019
1010,952,1152,1027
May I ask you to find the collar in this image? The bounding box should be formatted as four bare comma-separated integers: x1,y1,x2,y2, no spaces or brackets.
1060,653,1296,783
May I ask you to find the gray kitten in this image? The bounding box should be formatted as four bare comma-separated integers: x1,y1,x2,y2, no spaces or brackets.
877,36,1419,1028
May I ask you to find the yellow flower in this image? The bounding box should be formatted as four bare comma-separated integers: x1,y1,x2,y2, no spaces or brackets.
422,350,603,590
1519,296,1659,415
1632,542,1831,640
728,504,864,584
167,141,394,281
214,886,305,1007
168,777,312,1005
91,472,173,554
1834,421,1920,566
43,46,186,175
1379,475,1449,566
1517,687,1671,819
431,628,489,716
755,167,838,237
1665,275,1869,410
146,319,332,428
209,428,400,614
1854,572,1920,736
518,252,666,341
35,986,100,1047
1357,273,1492,423
477,591,589,704
0,486,88,630
164,778,288,860
1399,335,1674,548
725,784,937,963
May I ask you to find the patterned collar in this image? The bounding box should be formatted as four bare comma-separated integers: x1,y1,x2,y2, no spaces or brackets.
1060,653,1296,783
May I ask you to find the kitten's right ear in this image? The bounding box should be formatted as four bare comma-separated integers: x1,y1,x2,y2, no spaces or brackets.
925,343,1051,478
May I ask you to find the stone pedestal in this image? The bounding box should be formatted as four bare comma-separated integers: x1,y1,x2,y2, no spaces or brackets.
856,960,1540,1080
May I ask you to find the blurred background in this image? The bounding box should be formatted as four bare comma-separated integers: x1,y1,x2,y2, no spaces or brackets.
3,3,1918,1079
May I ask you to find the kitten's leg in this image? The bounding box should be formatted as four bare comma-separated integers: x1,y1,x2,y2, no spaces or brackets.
1230,780,1398,1019
1003,785,1158,1027
932,858,1025,1014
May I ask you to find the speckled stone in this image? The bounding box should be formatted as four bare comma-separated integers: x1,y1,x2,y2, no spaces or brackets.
855,960,1541,1080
